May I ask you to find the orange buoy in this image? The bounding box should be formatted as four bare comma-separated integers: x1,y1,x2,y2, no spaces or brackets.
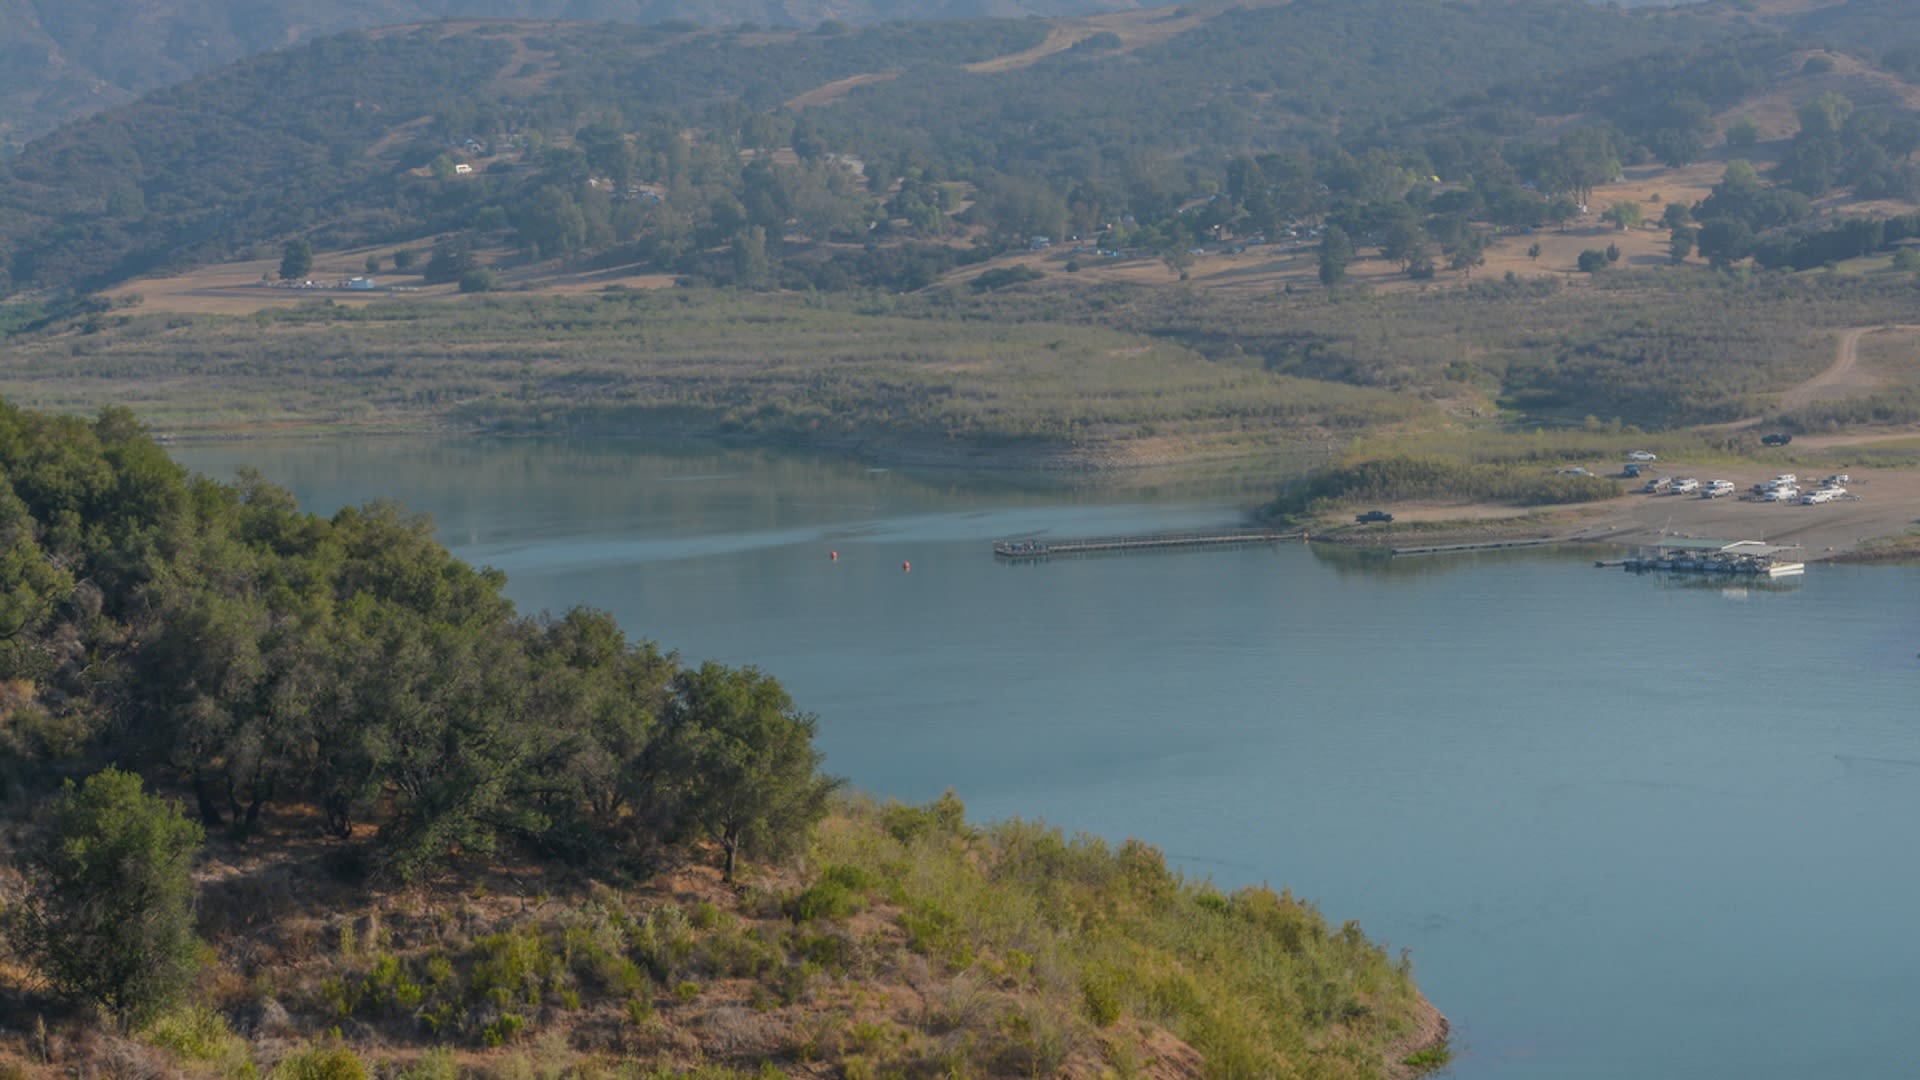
830,550,838,561
902,560,911,572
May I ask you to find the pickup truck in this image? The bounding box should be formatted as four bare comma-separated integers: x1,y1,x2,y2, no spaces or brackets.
1761,432,1793,446
1355,510,1394,523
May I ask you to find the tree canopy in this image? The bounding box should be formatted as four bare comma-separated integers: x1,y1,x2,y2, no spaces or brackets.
0,401,837,883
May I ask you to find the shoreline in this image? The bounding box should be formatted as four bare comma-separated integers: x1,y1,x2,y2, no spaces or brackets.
154,421,1920,557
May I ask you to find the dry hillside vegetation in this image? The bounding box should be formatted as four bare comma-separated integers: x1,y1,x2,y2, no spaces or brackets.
0,798,1447,1080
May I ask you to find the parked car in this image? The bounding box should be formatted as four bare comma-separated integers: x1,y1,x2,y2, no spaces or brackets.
1627,450,1658,462
1761,432,1793,446
1355,510,1394,523
1642,476,1672,494
1623,463,1645,478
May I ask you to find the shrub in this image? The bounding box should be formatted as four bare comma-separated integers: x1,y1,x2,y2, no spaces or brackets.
482,1013,526,1047
1082,974,1123,1027
4,768,203,1024
273,1045,368,1080
787,880,860,922
395,1048,458,1080
470,930,556,1009
458,268,497,293
143,1004,252,1076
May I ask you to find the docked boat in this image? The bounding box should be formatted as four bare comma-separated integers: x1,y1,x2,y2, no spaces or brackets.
1617,539,1805,579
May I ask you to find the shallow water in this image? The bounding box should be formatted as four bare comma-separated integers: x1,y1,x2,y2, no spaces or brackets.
176,438,1920,1079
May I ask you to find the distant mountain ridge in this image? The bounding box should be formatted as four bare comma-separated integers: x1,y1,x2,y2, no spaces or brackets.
0,0,1154,149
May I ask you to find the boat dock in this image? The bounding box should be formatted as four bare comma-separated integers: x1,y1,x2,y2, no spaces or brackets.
1389,537,1561,557
1608,539,1805,578
993,530,1299,559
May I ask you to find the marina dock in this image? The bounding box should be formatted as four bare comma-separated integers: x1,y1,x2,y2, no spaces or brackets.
1389,537,1561,557
1608,539,1805,578
993,530,1299,559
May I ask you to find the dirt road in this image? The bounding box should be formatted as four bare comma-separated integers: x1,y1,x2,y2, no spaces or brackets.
1782,326,1879,411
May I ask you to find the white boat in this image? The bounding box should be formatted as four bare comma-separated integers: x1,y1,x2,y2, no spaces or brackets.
1764,560,1806,577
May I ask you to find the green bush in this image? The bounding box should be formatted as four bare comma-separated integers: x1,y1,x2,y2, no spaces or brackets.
470,930,557,1009
143,1004,253,1076
4,768,203,1024
481,1012,526,1047
273,1045,368,1080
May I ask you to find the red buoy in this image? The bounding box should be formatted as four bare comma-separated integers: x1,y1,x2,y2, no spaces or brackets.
902,560,911,572
830,550,838,561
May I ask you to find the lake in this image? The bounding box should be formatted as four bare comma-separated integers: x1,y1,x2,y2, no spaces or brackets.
174,437,1920,1079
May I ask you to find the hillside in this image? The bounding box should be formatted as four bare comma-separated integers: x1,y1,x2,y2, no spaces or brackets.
0,401,1446,1079
0,0,1742,294
0,0,1168,151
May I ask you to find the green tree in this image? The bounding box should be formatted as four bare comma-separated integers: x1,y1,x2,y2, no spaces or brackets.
458,268,496,293
1601,202,1642,231
279,238,313,282
5,769,203,1024
731,226,771,290
1447,233,1486,275
392,249,417,272
1382,220,1434,277
364,255,380,275
1318,225,1354,285
1669,227,1696,264
1725,118,1760,148
424,245,476,285
1546,197,1579,233
1891,247,1920,273
1696,218,1755,270
1577,249,1609,273
663,664,840,881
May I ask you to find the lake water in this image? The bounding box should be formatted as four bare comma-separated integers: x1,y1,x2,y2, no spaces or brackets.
174,437,1920,1080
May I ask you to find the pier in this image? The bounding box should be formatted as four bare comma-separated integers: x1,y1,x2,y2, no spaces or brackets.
1388,537,1561,557
993,530,1299,559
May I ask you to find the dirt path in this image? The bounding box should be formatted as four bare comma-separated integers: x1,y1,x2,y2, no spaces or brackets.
964,24,1085,73
1782,325,1878,411
784,71,899,109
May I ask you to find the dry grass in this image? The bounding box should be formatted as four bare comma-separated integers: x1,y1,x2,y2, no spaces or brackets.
783,72,899,110
0,796,1442,1080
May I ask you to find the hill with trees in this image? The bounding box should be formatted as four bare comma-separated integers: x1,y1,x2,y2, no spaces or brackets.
5,0,1920,306
0,400,1446,1077
0,0,1168,151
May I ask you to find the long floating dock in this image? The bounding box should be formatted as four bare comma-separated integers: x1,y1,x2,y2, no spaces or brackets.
1389,537,1561,557
994,530,1299,559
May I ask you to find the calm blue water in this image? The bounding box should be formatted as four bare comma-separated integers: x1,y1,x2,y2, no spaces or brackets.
175,438,1920,1079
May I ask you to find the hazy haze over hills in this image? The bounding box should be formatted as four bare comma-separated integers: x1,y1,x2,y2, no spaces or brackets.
0,0,1155,149
0,0,1725,149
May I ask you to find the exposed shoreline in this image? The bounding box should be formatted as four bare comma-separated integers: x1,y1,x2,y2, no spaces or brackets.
158,422,1920,558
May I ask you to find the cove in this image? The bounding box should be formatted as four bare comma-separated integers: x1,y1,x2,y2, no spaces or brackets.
174,437,1920,1079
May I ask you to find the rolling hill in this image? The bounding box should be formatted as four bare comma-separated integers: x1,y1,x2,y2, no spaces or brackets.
0,0,1161,150
2,0,1920,307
